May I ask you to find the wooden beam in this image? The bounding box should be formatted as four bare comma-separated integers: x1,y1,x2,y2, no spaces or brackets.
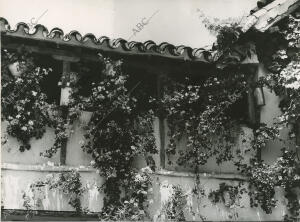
157,74,166,169
59,61,71,165
52,55,80,62
295,120,300,146
246,64,262,160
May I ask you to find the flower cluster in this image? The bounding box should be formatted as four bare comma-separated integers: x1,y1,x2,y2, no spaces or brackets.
77,55,157,220
239,13,300,220
158,184,187,222
158,73,247,168
100,168,153,221
58,72,79,88
26,170,86,213
1,49,54,151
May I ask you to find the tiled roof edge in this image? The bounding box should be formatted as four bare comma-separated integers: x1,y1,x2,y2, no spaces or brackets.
240,0,300,32
0,17,215,63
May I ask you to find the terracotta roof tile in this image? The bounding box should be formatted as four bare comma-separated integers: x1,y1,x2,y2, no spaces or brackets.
0,17,214,63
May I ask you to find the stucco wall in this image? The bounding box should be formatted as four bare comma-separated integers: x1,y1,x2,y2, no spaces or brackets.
258,64,298,163
1,164,291,221
2,64,297,221
1,121,60,165
1,1,298,220
1,109,295,221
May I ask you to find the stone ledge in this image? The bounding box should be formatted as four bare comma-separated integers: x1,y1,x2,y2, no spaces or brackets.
2,163,247,181
1,162,96,172
154,169,247,181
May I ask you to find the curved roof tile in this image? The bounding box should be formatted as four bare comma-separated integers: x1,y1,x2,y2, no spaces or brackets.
0,17,214,63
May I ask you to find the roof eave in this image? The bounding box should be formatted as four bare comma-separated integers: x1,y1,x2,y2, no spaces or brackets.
240,0,300,32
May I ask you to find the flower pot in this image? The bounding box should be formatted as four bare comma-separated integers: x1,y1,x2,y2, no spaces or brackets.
254,87,265,106
79,111,93,124
8,62,21,77
60,87,72,106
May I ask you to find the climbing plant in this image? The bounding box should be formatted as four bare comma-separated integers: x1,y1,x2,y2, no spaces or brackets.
77,56,157,220
158,184,188,222
158,72,248,170
1,49,54,152
24,170,86,214
2,9,300,222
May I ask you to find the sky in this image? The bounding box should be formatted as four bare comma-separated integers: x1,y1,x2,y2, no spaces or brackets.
0,0,258,48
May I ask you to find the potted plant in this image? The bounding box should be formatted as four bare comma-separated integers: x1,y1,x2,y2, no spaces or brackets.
78,96,94,124
8,61,22,77
58,72,79,106
2,49,27,77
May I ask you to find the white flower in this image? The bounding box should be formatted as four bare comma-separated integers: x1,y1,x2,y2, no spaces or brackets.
90,160,96,166
134,174,143,182
141,166,153,173
47,161,54,166
79,140,85,145
21,126,27,131
28,120,34,126
32,91,37,96
16,114,21,119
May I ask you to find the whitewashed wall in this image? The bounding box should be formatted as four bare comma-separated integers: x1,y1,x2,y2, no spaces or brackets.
1,0,297,220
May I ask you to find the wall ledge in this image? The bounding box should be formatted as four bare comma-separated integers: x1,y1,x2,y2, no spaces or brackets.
1,209,99,221
155,169,247,181
1,162,96,172
2,163,247,181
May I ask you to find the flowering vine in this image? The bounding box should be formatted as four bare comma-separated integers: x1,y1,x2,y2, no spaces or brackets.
1,10,300,222
1,49,54,152
77,56,157,220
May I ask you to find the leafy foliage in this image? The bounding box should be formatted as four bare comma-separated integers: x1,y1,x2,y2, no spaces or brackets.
2,11,300,222
158,184,187,222
158,73,248,168
76,56,157,220
29,170,86,213
1,49,54,151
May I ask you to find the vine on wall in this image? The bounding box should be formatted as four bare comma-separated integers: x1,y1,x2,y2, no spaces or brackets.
74,56,157,220
23,170,86,215
158,72,248,170
1,49,54,152
158,184,188,222
2,10,300,221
